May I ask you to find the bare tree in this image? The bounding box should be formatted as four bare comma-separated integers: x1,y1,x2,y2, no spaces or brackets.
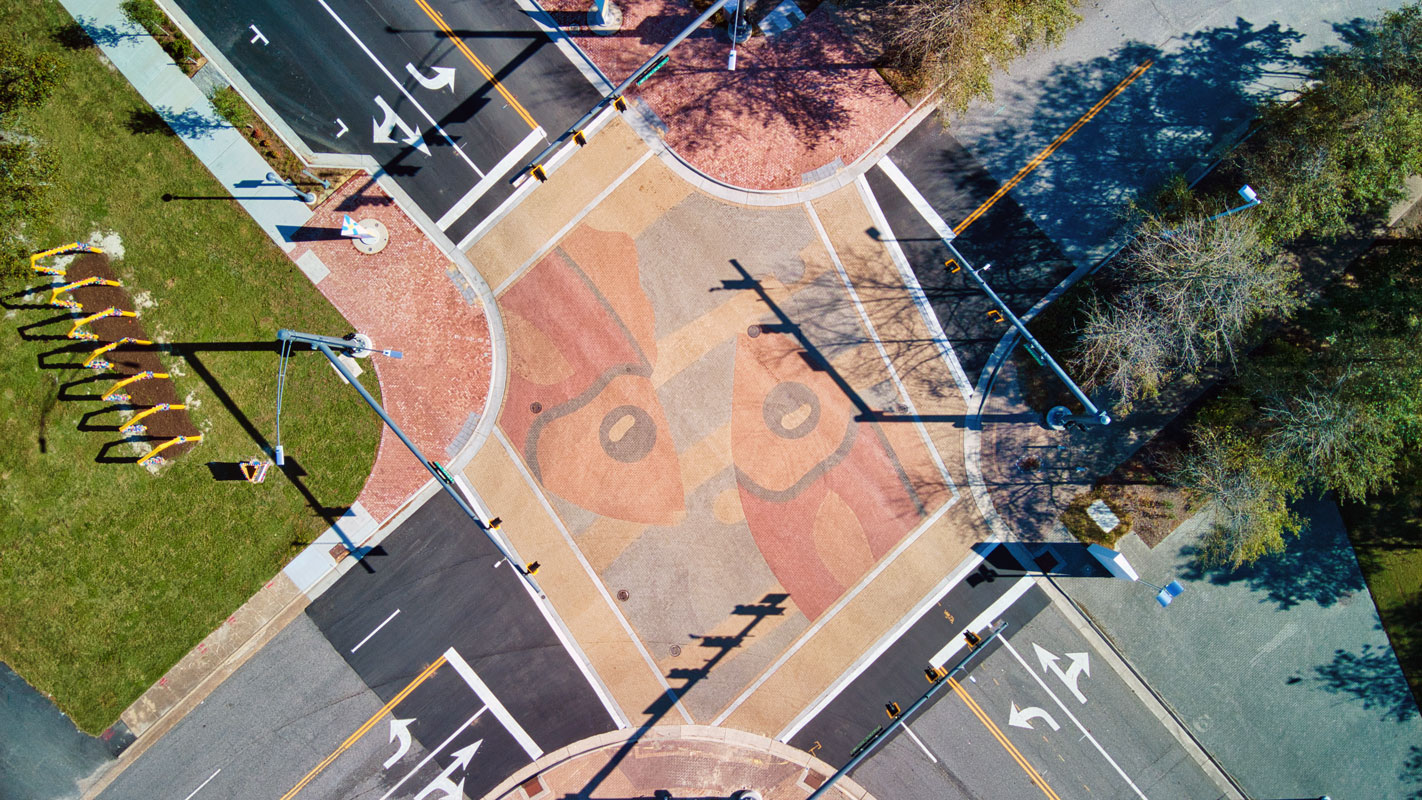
1077,214,1297,402
884,0,1081,115
1171,426,1302,568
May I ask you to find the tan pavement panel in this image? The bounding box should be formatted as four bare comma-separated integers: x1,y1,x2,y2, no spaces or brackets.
463,436,677,726
465,118,648,290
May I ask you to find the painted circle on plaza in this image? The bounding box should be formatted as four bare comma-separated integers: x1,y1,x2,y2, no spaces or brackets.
762,381,820,439
599,404,657,463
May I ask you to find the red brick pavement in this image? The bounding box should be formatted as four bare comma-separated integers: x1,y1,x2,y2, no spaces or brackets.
288,176,492,522
552,0,910,190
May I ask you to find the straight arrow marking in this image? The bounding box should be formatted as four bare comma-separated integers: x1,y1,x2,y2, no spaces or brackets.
1032,642,1089,704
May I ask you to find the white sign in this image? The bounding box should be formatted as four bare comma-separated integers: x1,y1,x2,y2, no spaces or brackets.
1032,643,1090,704
372,96,430,155
406,63,456,92
1008,702,1060,731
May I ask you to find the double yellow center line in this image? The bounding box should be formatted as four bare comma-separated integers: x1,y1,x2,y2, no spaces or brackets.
280,655,447,800
408,0,539,131
954,59,1154,235
949,677,1063,800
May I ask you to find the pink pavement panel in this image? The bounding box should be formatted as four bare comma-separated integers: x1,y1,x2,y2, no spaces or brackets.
289,176,492,522
551,0,911,190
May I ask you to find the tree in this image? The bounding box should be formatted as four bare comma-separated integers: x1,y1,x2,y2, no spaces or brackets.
0,45,62,122
1076,213,1296,402
1262,382,1403,503
1171,425,1302,568
884,0,1081,116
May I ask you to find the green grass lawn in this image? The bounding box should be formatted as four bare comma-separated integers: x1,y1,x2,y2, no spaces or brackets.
1340,456,1422,711
0,1,380,732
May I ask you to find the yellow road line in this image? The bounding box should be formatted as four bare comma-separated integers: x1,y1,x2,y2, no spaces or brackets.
409,0,538,131
280,656,447,800
954,60,1154,235
948,677,1062,800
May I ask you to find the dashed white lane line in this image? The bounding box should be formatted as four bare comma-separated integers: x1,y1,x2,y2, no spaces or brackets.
181,769,221,800
350,608,400,653
900,722,939,764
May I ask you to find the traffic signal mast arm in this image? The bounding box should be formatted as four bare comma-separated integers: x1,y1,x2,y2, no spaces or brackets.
275,329,545,598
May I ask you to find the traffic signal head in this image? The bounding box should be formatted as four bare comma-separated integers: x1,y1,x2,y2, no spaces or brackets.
885,702,902,719
964,630,983,649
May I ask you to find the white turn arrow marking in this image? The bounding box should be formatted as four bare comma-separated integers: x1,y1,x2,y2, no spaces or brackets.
1008,702,1060,731
372,95,430,156
406,63,456,92
382,717,415,770
1032,643,1090,704
413,739,481,800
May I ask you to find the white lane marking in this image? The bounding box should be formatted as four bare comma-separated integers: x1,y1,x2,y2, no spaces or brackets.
899,721,938,763
314,0,481,174
373,96,430,155
406,62,456,92
805,200,953,489
383,717,415,769
450,474,629,729
334,118,348,138
928,575,1033,669
856,174,975,404
491,147,655,294
712,490,960,727
181,769,221,800
491,427,694,724
377,707,487,800
775,545,994,742
414,739,480,800
1009,702,1060,731
437,127,547,231
1032,643,1090,704
351,608,401,653
444,647,544,760
877,157,957,242
1000,637,1149,800
248,25,268,45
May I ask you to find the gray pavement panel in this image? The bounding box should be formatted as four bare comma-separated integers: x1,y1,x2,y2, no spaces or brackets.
306,491,618,790
170,0,601,244
865,118,1076,381
0,662,131,800
788,545,1045,765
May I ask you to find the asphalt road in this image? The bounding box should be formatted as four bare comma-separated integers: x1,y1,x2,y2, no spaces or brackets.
96,491,621,800
305,489,622,799
171,0,603,246
788,545,1227,800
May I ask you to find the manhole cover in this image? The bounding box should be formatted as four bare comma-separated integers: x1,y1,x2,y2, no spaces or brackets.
669,644,682,657
616,589,630,601
747,324,761,337
530,401,543,414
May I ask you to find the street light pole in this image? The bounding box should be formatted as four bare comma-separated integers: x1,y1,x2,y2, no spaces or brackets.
266,172,315,204
275,329,546,598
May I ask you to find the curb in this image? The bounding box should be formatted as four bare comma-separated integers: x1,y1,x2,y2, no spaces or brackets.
479,725,876,800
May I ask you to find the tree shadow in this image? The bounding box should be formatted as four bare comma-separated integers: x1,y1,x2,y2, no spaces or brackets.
1179,499,1365,609
963,19,1306,258
1403,744,1422,800
52,19,96,50
64,14,143,47
129,106,230,140
1313,641,1419,723
558,594,788,799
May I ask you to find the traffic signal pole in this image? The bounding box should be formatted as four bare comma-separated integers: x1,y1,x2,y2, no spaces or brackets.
276,329,546,598
804,620,1009,800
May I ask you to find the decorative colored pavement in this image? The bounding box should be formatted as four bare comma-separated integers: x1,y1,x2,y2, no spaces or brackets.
289,178,493,522
464,120,985,733
545,0,911,189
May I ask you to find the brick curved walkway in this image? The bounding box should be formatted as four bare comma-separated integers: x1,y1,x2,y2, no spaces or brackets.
552,0,910,190
289,177,493,521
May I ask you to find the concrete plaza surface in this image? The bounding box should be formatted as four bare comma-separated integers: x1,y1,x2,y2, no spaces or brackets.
1056,497,1422,800
462,116,993,737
